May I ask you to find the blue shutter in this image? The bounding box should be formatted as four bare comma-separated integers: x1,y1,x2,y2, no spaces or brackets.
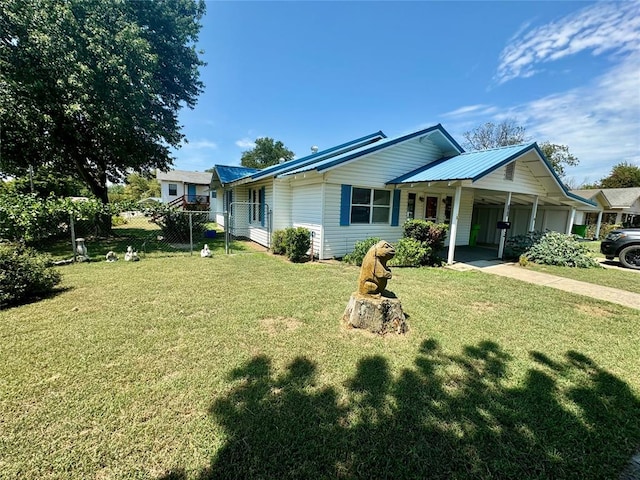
340,184,352,226
260,186,265,227
391,189,401,226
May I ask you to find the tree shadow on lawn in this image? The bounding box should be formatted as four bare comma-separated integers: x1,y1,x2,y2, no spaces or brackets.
161,340,640,479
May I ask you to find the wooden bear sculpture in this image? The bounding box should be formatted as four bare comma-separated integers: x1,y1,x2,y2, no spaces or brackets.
358,240,395,297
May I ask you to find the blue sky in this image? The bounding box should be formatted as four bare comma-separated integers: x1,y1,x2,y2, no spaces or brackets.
172,1,640,186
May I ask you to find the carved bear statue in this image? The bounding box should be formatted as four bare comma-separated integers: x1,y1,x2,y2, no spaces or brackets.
357,240,395,297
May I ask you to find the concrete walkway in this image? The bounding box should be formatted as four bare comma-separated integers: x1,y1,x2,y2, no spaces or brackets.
448,260,640,310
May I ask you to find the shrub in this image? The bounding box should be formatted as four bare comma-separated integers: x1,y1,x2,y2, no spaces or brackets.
0,244,62,307
284,227,311,262
389,237,430,267
524,231,599,268
271,230,287,255
504,231,546,259
343,237,380,266
403,219,448,253
270,227,311,262
599,223,623,240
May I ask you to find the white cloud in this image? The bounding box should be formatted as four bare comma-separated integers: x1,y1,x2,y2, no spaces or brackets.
442,104,498,118
495,1,640,84
446,52,640,184
235,138,256,149
182,139,218,150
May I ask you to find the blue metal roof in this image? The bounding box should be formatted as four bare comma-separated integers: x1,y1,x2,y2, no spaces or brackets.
214,165,260,185
247,131,387,182
280,124,464,177
387,143,597,207
387,143,532,183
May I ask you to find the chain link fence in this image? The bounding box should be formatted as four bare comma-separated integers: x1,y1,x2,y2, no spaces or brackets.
68,209,219,260
223,202,271,254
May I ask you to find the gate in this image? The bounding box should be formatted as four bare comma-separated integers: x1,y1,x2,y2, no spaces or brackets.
225,202,271,254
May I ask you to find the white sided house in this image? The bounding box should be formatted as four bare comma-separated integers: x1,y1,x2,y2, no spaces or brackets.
210,125,596,263
156,169,215,218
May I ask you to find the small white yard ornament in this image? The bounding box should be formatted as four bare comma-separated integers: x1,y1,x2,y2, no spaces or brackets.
201,244,211,257
105,251,118,262
75,238,89,262
124,246,139,262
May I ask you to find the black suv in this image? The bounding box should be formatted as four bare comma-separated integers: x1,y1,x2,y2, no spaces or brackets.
600,228,640,270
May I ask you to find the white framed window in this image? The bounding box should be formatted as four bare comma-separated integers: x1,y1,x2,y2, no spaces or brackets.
249,188,261,223
351,187,391,224
168,183,177,196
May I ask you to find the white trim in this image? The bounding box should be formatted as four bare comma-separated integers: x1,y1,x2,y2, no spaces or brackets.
498,192,512,259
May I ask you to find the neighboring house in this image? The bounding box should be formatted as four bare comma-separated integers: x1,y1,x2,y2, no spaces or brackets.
156,169,215,218
571,188,640,235
209,124,596,263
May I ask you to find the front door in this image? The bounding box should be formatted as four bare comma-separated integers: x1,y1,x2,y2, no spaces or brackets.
187,184,196,203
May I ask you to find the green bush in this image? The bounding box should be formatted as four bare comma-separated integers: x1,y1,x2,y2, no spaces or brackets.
270,227,311,262
0,244,62,307
343,237,381,266
271,230,287,255
389,237,430,267
403,219,448,251
504,231,546,259
599,223,623,240
284,227,311,263
524,231,599,268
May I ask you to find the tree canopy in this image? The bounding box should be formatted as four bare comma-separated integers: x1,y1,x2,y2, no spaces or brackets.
463,119,579,180
0,0,206,204
538,142,579,179
240,138,295,169
599,162,640,188
462,119,528,150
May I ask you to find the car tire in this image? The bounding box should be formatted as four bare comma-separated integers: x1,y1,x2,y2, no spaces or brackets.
619,245,640,270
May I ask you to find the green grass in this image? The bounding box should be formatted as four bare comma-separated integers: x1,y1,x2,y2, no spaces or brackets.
527,262,640,294
1,252,639,479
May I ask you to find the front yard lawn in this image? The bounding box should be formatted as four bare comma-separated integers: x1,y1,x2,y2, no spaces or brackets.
1,253,639,479
527,262,640,294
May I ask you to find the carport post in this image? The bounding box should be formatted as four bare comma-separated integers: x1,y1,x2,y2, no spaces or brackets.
529,195,539,232
446,185,462,265
566,207,576,235
497,191,512,259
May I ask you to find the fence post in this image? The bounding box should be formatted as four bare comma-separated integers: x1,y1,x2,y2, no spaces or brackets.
70,214,77,262
189,212,193,255
224,210,229,254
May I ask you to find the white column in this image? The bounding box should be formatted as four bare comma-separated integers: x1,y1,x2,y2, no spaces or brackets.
595,210,603,239
529,195,539,232
446,185,462,265
566,207,576,235
615,212,623,225
497,192,512,259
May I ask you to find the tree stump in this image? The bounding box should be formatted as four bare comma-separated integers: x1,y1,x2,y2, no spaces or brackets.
342,293,408,335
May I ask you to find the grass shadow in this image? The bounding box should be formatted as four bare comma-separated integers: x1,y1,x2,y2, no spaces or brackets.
160,340,640,479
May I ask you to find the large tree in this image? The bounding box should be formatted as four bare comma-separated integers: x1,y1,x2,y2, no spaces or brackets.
538,142,579,179
240,138,295,169
462,119,528,150
463,120,579,180
0,0,206,205
599,162,640,188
